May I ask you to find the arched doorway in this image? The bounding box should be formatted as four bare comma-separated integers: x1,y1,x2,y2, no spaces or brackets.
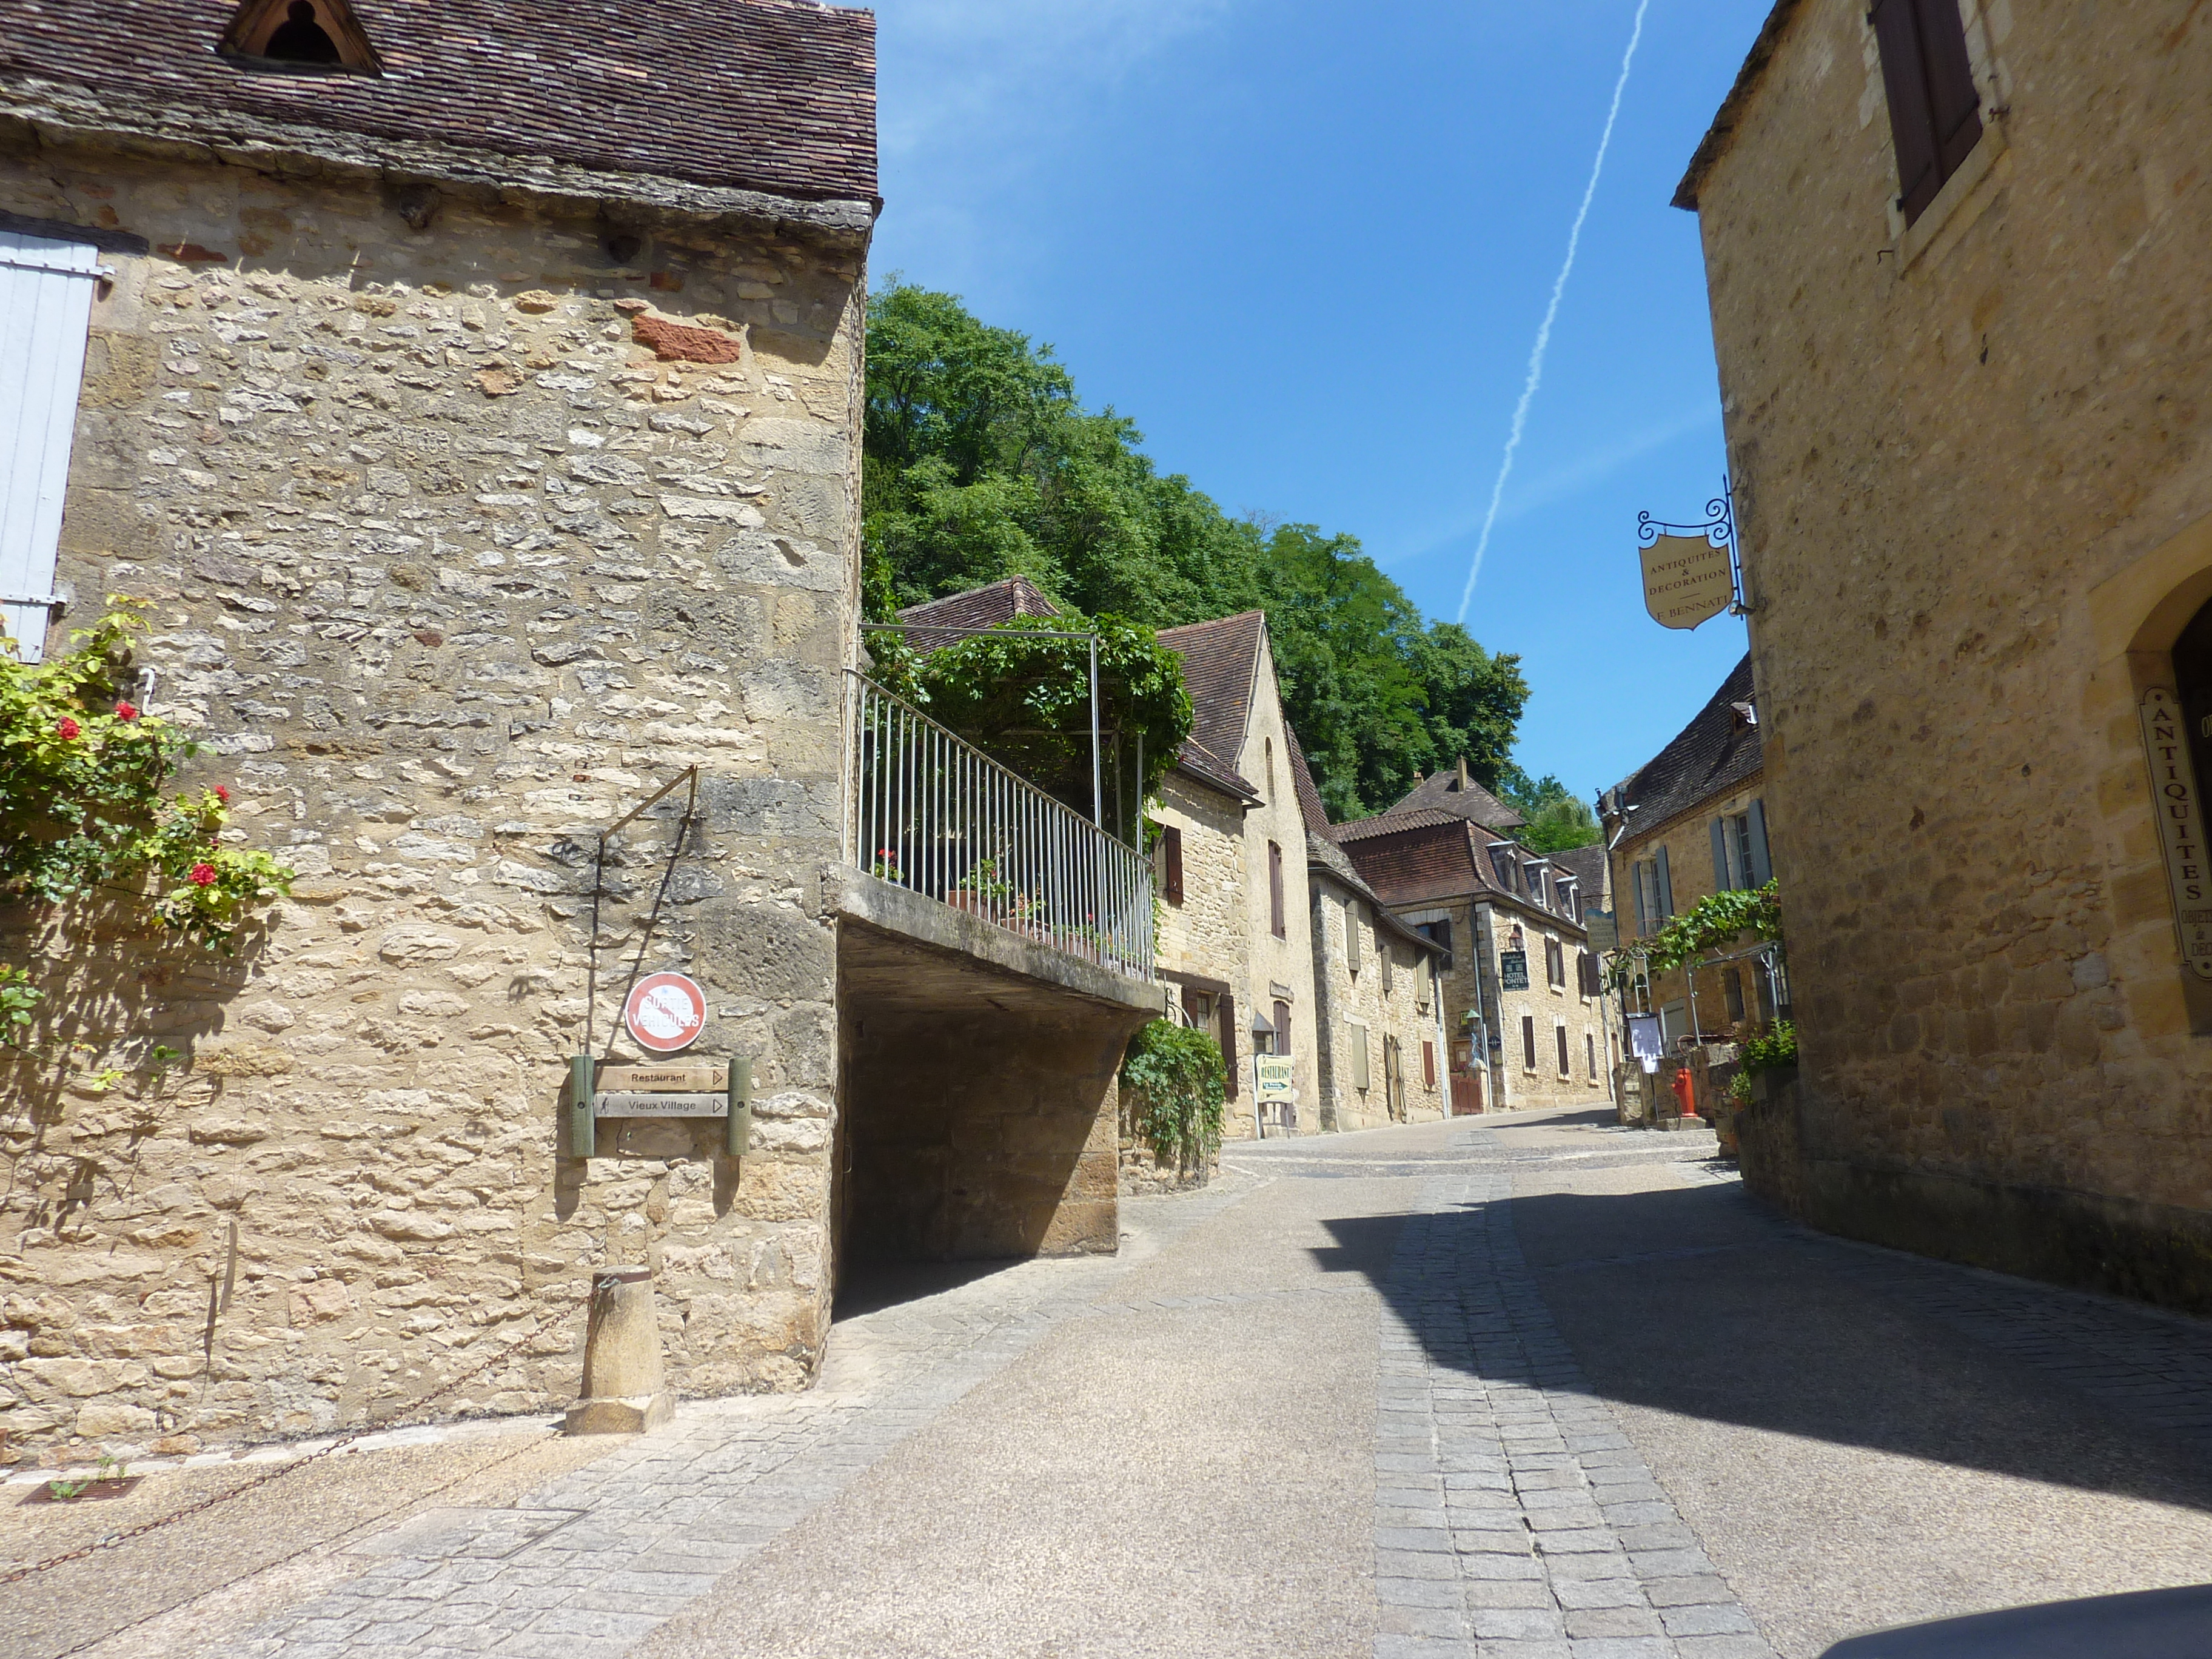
2175,595,2212,797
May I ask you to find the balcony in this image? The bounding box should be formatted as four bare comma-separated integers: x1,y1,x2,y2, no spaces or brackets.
831,672,1165,1272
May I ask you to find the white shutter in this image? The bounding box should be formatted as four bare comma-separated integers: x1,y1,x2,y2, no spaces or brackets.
0,231,101,664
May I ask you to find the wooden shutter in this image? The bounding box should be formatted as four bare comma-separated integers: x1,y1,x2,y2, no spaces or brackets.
1871,0,1941,221
1273,999,1291,1056
1586,1033,1597,1079
1655,845,1674,918
1748,799,1773,886
1555,1024,1570,1075
1219,994,1238,1099
1521,1016,1536,1070
0,230,101,665
1711,817,1730,893
1161,825,1184,906
1873,0,1982,226
1632,863,1651,937
1381,936,1394,994
1346,899,1360,972
1269,841,1285,937
1422,1040,1436,1088
1352,1023,1369,1090
1921,0,1985,179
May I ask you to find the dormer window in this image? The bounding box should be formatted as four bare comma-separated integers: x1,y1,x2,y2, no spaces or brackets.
219,0,383,73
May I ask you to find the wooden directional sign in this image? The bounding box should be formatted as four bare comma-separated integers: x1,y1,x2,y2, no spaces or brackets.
593,1092,726,1118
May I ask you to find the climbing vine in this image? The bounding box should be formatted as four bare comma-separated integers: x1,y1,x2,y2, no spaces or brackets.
1,601,292,951
1119,1019,1225,1171
1607,880,1782,992
871,613,1193,828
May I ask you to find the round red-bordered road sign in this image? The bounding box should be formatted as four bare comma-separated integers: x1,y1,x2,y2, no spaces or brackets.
623,972,708,1054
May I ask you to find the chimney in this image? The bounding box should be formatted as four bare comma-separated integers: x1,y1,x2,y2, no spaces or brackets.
1456,756,1470,794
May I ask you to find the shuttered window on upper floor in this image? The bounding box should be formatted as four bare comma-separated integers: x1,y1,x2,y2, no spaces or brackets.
1159,825,1184,907
1268,840,1285,939
1871,0,1983,226
1,230,101,665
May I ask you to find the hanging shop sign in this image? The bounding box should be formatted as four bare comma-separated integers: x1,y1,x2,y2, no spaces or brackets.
1253,1054,1296,1102
1498,950,1530,991
1640,534,1735,631
1585,907,1620,953
2138,687,2212,982
624,971,708,1053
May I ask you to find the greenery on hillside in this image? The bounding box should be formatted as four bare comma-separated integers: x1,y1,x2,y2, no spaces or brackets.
863,284,1540,822
1496,772,1601,854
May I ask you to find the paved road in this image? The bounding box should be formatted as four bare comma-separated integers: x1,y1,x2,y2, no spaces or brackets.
11,1107,2212,1658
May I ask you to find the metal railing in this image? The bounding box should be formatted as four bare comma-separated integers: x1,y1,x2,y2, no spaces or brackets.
845,671,1155,982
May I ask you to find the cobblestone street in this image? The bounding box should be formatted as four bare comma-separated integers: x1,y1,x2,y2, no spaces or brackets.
10,1107,2212,1659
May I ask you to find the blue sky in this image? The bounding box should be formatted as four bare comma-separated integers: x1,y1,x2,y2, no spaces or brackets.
865,0,1774,803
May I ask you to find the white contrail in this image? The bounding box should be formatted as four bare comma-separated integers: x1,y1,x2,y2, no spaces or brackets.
1456,0,1653,623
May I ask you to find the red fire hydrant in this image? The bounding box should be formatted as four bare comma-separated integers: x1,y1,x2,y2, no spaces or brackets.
1672,1065,1698,1121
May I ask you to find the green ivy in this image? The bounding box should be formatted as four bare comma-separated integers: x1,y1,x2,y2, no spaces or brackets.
1,601,292,951
1119,1019,1225,1171
873,613,1192,826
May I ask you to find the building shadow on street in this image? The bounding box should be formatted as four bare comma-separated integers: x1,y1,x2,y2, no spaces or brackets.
1310,1176,2212,1513
831,1256,1030,1322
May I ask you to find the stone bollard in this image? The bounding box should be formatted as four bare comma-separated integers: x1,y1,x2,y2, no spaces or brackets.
564,1267,674,1435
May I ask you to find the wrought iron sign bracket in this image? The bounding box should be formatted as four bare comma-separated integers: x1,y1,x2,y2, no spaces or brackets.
1638,477,1757,615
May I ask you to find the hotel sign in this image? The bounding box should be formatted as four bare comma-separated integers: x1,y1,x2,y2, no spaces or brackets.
1641,534,1735,631
2139,687,2212,982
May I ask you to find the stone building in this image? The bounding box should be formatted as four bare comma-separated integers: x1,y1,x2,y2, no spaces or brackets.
1290,740,1449,1130
0,2,1161,1463
1675,0,2212,1305
1598,654,1781,1049
1148,612,1321,1138
1335,791,1610,1115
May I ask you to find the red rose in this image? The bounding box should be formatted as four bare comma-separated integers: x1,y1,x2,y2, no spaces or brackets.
114,701,139,722
213,785,231,803
55,717,80,741
188,863,218,886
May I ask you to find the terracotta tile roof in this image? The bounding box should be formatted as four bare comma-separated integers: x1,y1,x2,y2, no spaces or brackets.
894,576,1062,651
1285,728,1333,838
1379,766,1526,831
1673,1,1808,210
1332,806,1469,843
1158,611,1265,804
1606,654,1763,842
1550,842,1610,906
1338,816,1586,937
0,0,879,206
1306,831,1443,958
1174,734,1259,805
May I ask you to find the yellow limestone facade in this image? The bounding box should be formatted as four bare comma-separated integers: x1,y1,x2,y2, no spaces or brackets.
1679,0,2212,1305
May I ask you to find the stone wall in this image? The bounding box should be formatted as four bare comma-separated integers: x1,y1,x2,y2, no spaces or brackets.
0,140,865,1457
1309,877,1446,1131
1231,643,1320,1133
1690,0,2212,1302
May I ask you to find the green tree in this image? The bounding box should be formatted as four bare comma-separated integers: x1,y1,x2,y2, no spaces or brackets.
863,283,1537,820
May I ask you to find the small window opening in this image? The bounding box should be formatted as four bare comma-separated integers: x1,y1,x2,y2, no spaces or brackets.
220,0,384,75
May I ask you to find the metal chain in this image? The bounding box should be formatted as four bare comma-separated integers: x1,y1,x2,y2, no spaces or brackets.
0,1297,578,1586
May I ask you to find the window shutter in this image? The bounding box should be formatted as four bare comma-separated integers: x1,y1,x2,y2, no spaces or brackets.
1269,841,1285,937
1352,1023,1369,1090
0,232,101,665
1162,825,1184,906
1586,1033,1597,1079
1521,1016,1537,1070
1632,863,1651,937
1711,817,1730,892
1273,999,1292,1056
1871,0,1942,221
1346,899,1360,972
1655,844,1674,918
1220,994,1238,1100
1381,936,1395,994
1748,799,1773,887
1422,1040,1436,1088
1921,0,1985,178
1556,1024,1570,1074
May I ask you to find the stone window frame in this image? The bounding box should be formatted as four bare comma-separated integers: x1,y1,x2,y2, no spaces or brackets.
1869,0,2015,272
